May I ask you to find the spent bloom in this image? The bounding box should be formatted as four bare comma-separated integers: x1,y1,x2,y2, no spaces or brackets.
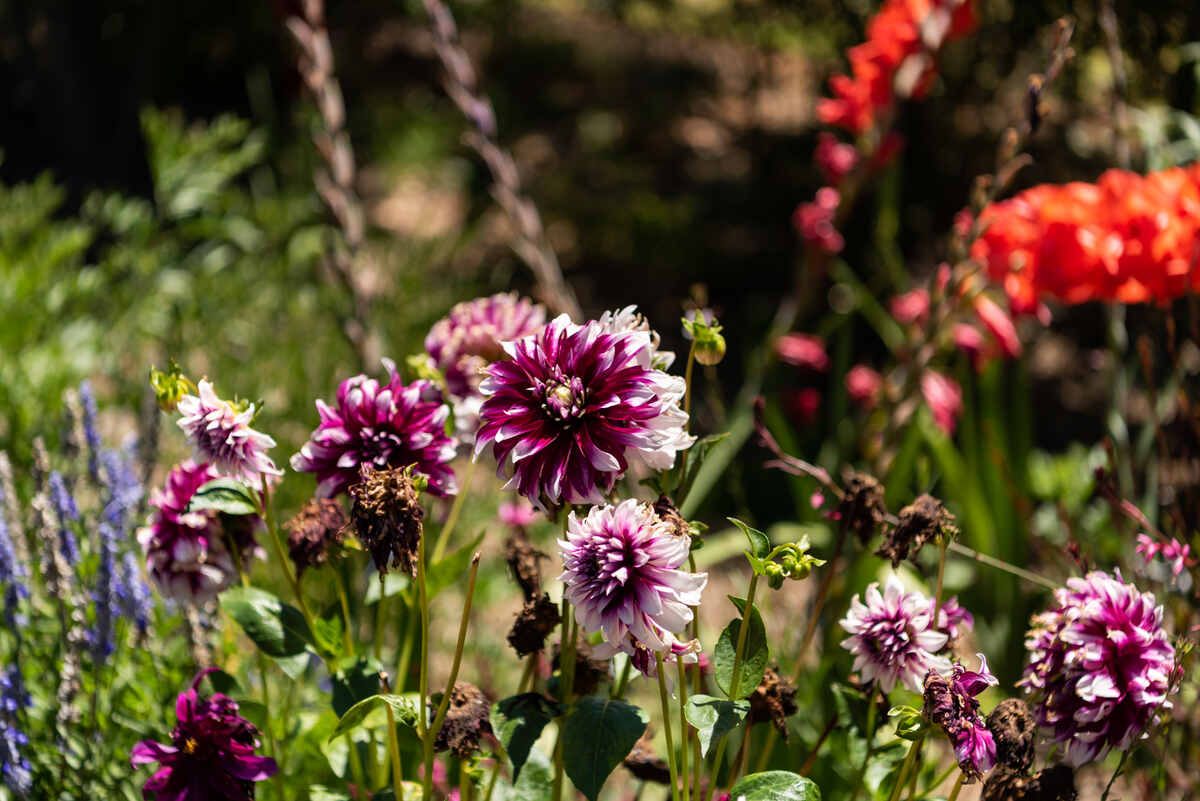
291,360,457,499
131,669,277,801
176,380,282,491
138,461,261,604
558,500,707,669
1020,571,1176,766
840,574,951,693
476,314,693,507
924,655,999,781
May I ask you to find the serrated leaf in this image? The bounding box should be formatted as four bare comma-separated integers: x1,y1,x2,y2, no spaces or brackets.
329,693,418,741
188,477,259,516
220,587,313,658
728,771,820,801
714,598,769,699
427,531,485,600
561,696,648,801
684,694,750,757
493,693,563,782
729,517,770,559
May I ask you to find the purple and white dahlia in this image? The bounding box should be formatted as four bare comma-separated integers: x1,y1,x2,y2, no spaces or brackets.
425,292,547,399
291,360,458,498
840,575,951,693
597,305,675,370
558,500,706,667
131,669,277,801
924,655,998,781
1020,570,1176,766
476,314,694,507
176,381,282,491
138,461,261,604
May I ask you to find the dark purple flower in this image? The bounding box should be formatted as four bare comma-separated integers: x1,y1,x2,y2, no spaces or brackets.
936,596,975,642
924,655,998,781
558,500,706,670
291,360,457,499
131,669,277,801
1020,571,1176,766
475,314,693,507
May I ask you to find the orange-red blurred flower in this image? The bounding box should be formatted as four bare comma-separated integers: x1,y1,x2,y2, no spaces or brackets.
972,163,1200,311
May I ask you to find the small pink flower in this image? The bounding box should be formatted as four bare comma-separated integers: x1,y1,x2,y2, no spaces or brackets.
921,370,962,435
974,295,1022,358
1135,533,1161,562
815,132,859,186
890,288,930,326
499,500,537,528
810,491,825,510
1162,539,1191,576
953,324,987,368
792,187,843,254
846,365,882,409
776,333,829,372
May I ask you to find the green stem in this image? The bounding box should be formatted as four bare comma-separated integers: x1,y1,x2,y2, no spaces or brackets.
922,764,959,799
704,573,759,801
793,521,848,682
429,554,483,736
886,737,923,801
433,459,476,561
259,492,319,632
374,582,388,661
676,343,698,495
945,772,965,801
611,656,634,699
656,653,682,801
847,689,879,801
932,536,948,622
418,518,432,801
386,701,406,801
395,598,415,692
256,654,285,801
1101,749,1130,801
336,572,355,655
946,541,1059,590
677,658,691,801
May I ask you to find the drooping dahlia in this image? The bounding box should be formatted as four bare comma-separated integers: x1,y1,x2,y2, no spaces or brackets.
840,574,951,693
131,669,277,801
1020,571,1176,766
476,315,694,507
558,500,706,668
138,461,261,604
924,655,998,781
176,381,282,491
291,361,458,498
425,292,547,398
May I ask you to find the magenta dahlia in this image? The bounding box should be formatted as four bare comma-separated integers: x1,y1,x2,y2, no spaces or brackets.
840,575,951,693
176,381,282,491
1020,571,1176,766
558,500,706,669
290,360,458,498
425,292,547,398
475,314,694,507
131,669,277,801
924,655,998,781
138,461,262,604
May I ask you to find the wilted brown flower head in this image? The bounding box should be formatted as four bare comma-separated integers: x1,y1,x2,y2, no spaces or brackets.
507,593,561,656
623,731,670,784
838,471,887,545
348,464,425,577
982,765,1076,801
876,494,957,567
988,698,1037,773
552,640,609,698
504,529,548,601
433,682,492,758
748,666,798,739
285,498,347,576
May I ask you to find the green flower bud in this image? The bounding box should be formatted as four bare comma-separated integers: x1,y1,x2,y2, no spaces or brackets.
149,361,193,413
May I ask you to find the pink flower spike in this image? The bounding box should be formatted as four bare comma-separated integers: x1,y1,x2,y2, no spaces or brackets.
921,370,963,435
776,333,829,372
890,288,930,326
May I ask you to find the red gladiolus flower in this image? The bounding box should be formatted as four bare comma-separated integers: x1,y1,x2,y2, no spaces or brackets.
776,333,830,372
846,365,883,409
921,370,962,434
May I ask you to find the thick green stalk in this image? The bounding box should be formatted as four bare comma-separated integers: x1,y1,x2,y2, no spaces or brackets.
433,459,475,561
656,653,682,801
677,658,691,801
886,737,923,801
847,690,879,801
945,773,965,801
429,554,482,735
704,573,759,801
417,517,432,801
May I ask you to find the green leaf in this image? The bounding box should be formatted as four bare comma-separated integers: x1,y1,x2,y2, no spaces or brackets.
728,517,770,559
309,786,352,801
489,742,554,801
329,694,418,741
220,587,313,658
272,652,311,679
677,432,731,502
561,696,649,801
683,694,750,757
714,598,769,699
188,477,259,516
493,693,564,782
364,573,410,605
332,656,382,718
312,614,344,657
426,531,485,600
727,771,820,801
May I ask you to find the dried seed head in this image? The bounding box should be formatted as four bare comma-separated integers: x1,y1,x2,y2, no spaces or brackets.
987,698,1037,773
982,764,1076,801
285,498,348,576
838,471,887,545
623,731,670,784
653,495,689,539
433,682,492,758
748,666,798,739
348,464,425,577
876,494,956,567
504,529,548,601
507,593,561,656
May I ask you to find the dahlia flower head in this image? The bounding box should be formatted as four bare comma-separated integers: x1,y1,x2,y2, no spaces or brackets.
924,654,998,781
176,380,282,491
476,314,694,508
1020,570,1176,766
291,359,458,499
972,163,1200,312
597,305,675,370
138,461,262,604
131,669,277,801
840,574,952,693
558,500,707,672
